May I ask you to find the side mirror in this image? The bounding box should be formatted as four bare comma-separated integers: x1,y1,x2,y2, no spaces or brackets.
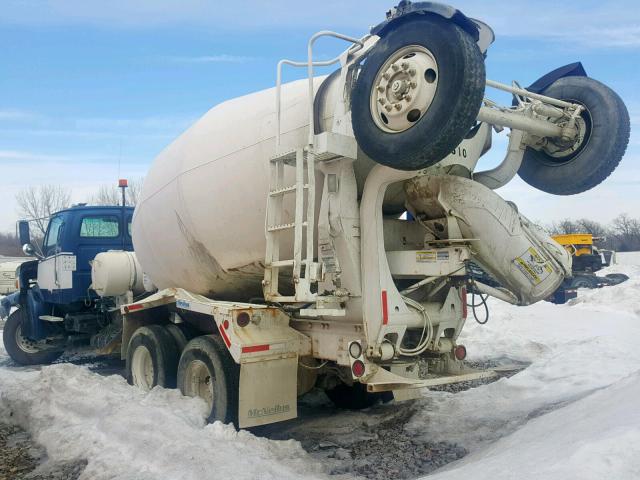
18,220,31,246
22,243,36,256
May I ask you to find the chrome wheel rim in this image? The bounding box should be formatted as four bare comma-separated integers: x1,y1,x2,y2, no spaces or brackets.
370,45,439,133
15,325,39,354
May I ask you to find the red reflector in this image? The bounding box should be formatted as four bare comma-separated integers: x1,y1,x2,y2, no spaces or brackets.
352,359,365,378
242,344,270,354
381,290,389,325
118,178,128,187
454,345,467,360
461,287,467,319
127,304,143,311
218,323,231,348
223,320,229,330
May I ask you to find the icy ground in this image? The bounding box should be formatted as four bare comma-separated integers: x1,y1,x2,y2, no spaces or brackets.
1,252,640,480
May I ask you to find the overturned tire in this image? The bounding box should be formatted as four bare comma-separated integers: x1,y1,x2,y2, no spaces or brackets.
177,335,239,426
127,325,180,390
518,76,630,195
351,15,485,171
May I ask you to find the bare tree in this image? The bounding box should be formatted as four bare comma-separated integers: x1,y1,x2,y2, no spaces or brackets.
16,185,72,237
548,218,580,235
90,178,143,207
611,213,640,251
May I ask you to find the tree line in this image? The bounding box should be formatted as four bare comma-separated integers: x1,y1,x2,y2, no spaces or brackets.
547,214,640,252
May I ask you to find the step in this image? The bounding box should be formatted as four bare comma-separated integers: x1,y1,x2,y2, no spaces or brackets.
269,184,308,196
267,222,307,232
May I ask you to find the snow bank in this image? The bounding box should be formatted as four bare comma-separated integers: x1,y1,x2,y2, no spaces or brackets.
1,254,639,479
407,256,640,478
0,363,324,480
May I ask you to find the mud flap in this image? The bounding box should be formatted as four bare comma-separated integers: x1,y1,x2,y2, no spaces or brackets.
238,354,298,428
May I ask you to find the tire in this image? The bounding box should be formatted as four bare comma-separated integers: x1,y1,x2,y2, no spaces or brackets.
351,15,485,170
177,335,239,426
570,276,596,289
604,273,629,285
165,323,191,351
518,76,630,195
126,325,180,390
2,309,62,366
326,383,393,410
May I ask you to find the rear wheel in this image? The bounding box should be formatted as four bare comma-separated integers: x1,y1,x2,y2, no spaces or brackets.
2,309,62,366
177,335,239,426
351,15,485,170
518,76,630,195
126,325,180,390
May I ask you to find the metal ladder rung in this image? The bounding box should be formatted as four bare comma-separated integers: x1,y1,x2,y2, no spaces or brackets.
268,259,295,268
268,222,307,233
269,184,308,196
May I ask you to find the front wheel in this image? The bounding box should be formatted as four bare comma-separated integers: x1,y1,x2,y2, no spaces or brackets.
518,76,630,195
2,309,62,366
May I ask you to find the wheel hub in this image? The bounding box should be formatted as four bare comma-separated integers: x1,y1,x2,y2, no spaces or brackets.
15,325,39,354
370,45,439,133
131,345,154,391
185,360,214,411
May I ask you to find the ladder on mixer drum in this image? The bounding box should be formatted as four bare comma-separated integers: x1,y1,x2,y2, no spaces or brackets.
263,147,318,303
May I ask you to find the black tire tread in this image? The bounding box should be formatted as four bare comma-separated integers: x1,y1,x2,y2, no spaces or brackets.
518,76,630,195
351,15,485,170
177,335,239,426
126,324,180,389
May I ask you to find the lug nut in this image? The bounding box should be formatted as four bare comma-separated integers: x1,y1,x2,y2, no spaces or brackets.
383,72,390,80
391,63,399,71
410,81,417,88
377,85,384,93
385,104,392,112
401,62,409,70
405,95,412,102
394,103,402,110
409,69,416,76
378,97,386,104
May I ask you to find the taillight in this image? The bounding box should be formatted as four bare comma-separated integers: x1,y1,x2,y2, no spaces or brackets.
453,345,467,360
352,360,365,378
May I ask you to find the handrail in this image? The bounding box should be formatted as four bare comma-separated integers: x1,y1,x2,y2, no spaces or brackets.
275,31,364,153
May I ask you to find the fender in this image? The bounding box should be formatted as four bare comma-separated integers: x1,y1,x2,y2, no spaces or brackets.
15,260,52,340
526,62,588,94
371,1,480,42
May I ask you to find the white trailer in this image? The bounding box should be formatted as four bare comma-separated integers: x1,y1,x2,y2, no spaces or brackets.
87,2,628,428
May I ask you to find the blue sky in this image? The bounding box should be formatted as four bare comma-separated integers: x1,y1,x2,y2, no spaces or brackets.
1,0,638,232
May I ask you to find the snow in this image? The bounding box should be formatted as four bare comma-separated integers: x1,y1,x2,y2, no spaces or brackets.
1,253,640,479
0,364,324,480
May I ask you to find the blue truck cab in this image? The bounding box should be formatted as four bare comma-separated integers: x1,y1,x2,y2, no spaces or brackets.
3,205,134,364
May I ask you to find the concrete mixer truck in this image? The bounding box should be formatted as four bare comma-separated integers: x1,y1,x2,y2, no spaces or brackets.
4,1,629,428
